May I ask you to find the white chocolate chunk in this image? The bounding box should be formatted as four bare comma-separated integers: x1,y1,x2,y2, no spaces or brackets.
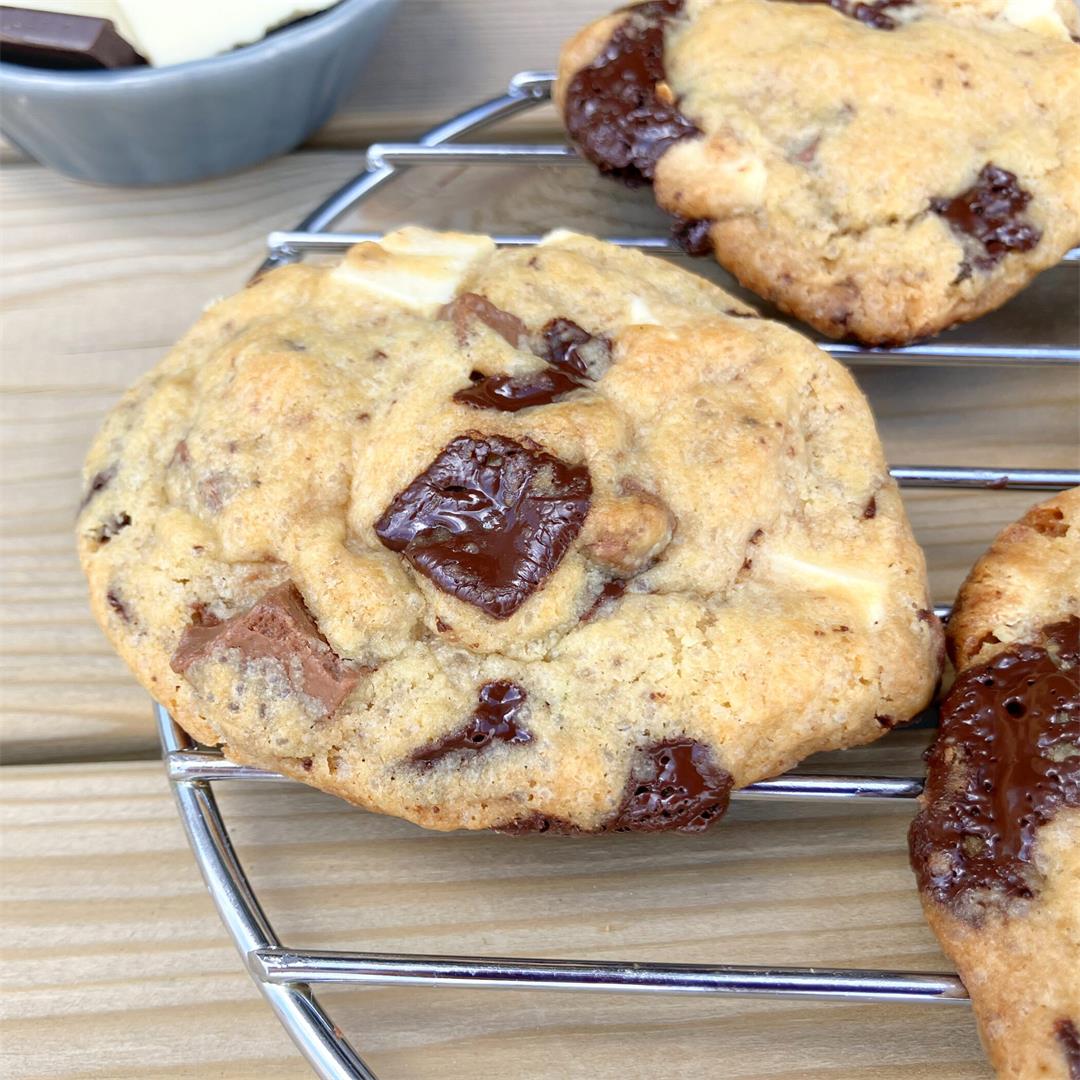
118,0,339,67
627,296,662,326
538,229,580,248
763,550,888,625
1000,0,1070,37
333,229,496,314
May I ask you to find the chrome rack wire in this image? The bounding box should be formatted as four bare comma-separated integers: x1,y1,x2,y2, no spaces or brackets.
162,72,1080,1080
259,70,1080,368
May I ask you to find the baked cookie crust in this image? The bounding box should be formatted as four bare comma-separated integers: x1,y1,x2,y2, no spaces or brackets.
78,228,942,833
556,0,1080,345
910,489,1080,1079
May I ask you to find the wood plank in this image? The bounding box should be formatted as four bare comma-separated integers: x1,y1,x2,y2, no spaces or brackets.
0,757,992,1079
1,153,1076,764
314,0,610,144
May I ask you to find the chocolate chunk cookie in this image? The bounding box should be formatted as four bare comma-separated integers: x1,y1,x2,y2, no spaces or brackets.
556,0,1080,345
78,227,941,833
910,489,1080,1079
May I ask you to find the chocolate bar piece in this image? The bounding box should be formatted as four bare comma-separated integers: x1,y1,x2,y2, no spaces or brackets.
0,6,144,69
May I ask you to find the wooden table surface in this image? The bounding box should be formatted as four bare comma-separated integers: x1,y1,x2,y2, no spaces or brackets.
1,4,1078,1075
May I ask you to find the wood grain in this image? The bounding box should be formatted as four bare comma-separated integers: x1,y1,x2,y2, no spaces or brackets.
315,0,610,143
1,14,1075,1078
1,756,993,1080
1,152,1076,765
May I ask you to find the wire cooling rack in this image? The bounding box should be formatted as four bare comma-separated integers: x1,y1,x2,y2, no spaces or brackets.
156,72,1080,1080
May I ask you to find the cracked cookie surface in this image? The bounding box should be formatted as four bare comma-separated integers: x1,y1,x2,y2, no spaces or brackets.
78,228,941,833
910,489,1080,1079
556,0,1080,345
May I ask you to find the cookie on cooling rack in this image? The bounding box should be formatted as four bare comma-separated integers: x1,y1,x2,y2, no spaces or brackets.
554,0,1080,346
77,226,942,834
910,488,1080,1080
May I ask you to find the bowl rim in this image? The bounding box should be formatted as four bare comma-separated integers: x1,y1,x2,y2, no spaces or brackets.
0,0,393,86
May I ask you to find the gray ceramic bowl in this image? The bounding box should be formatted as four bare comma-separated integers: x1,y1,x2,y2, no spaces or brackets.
0,0,397,186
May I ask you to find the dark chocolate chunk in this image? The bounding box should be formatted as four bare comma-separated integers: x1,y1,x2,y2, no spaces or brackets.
449,312,606,412
775,0,912,30
79,466,115,512
563,0,699,186
170,582,360,717
411,680,531,766
863,496,877,519
495,813,582,836
106,589,131,623
374,434,592,619
931,164,1041,269
0,6,144,69
540,318,610,379
613,739,733,831
501,737,731,834
95,511,131,544
439,293,528,349
909,616,1080,918
671,215,714,256
580,579,629,623
453,368,585,412
1055,1019,1080,1080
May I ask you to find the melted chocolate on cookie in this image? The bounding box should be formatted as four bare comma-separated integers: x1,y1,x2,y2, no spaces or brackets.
170,583,360,716
613,739,733,831
454,368,586,413
540,318,611,379
374,434,592,619
909,616,1080,917
563,0,699,185
498,737,732,834
450,312,607,413
931,164,1041,270
411,680,531,766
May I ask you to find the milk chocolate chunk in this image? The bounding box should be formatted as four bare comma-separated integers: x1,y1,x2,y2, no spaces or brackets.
1055,1019,1080,1080
563,0,699,186
375,434,592,619
439,293,527,349
612,738,733,831
0,6,144,69
453,368,585,412
909,616,1080,917
931,164,1041,269
541,318,611,379
411,680,531,766
170,582,359,717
